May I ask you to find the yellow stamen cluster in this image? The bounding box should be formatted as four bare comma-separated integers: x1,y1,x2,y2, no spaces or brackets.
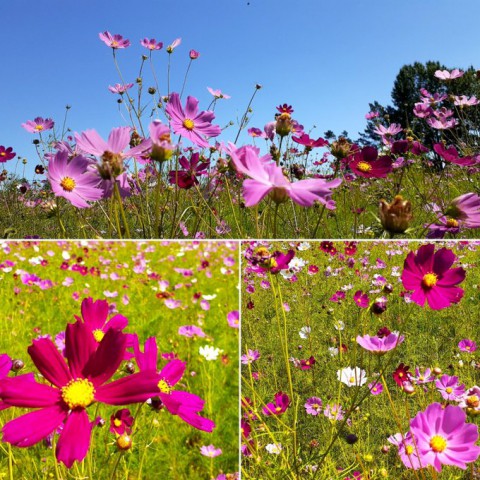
35,125,44,131
182,118,195,131
92,329,105,342
158,379,172,394
429,435,447,453
446,218,459,228
422,273,438,288
60,177,76,192
357,161,372,173
61,378,95,409
467,395,480,408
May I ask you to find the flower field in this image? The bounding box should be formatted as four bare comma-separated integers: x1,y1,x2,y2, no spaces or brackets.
241,241,480,479
0,240,239,479
2,33,480,239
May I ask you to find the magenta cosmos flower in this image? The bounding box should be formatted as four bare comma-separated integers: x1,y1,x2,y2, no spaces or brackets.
110,408,134,435
48,151,103,208
98,31,130,49
262,392,290,416
22,117,54,133
75,297,128,343
408,402,480,472
168,153,210,189
348,146,393,178
435,375,465,401
458,339,477,353
132,336,215,432
0,146,16,163
165,92,221,148
356,332,404,355
140,38,163,51
0,321,161,468
401,244,466,310
229,145,341,208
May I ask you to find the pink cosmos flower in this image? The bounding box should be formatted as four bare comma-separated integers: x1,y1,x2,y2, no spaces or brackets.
166,38,181,53
434,69,464,80
229,144,341,208
262,392,290,416
454,95,479,107
435,375,465,401
373,123,403,138
110,408,134,435
48,151,103,208
99,31,130,49
299,356,316,370
22,117,54,133
447,193,480,228
241,349,260,365
304,397,322,415
75,297,128,344
458,339,477,353
427,117,458,130
0,322,162,468
178,325,206,338
413,103,434,118
458,386,480,413
140,38,163,51
401,244,465,310
408,402,480,472
291,134,328,148
0,146,16,162
108,83,134,95
166,93,221,148
207,87,231,99
189,49,200,59
368,381,383,395
148,120,175,163
365,111,379,119
132,336,215,432
227,310,239,328
353,290,369,308
356,332,404,355
168,153,210,189
200,444,222,457
348,146,393,178
433,143,478,166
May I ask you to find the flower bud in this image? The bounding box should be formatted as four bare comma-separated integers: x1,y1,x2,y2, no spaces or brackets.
189,49,200,59
116,434,133,451
275,113,293,137
330,137,352,159
12,359,24,372
379,195,413,235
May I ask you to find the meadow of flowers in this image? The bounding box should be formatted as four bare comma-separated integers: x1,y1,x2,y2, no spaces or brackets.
0,240,239,479
2,33,480,239
241,240,480,479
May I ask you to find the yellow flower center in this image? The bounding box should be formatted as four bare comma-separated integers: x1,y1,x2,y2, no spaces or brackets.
430,435,447,453
405,445,414,455
111,41,119,47
357,161,372,172
0,152,5,157
157,379,172,394
60,176,76,192
446,218,459,228
113,418,122,427
349,376,356,383
92,329,105,342
182,118,195,131
445,387,453,394
61,378,95,409
422,273,438,288
467,395,479,408
34,125,44,131
312,403,319,409
275,406,282,412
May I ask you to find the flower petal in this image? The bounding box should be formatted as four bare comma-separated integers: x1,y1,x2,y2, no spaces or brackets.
65,320,96,379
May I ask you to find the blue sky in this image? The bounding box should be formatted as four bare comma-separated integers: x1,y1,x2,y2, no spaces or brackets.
2,0,480,177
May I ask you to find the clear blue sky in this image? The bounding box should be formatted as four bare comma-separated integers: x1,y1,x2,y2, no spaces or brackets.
2,0,480,177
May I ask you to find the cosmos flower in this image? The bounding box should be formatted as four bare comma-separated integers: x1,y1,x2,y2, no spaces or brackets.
200,444,222,457
337,367,367,387
140,38,163,51
291,134,328,148
435,375,465,401
48,151,103,208
446,193,480,228
393,363,411,388
300,356,316,370
227,311,239,328
166,38,181,53
0,146,16,163
0,322,161,468
229,144,341,208
304,397,322,415
110,408,134,435
368,381,383,395
199,345,222,361
458,339,477,353
408,403,480,472
433,143,478,166
165,93,221,148
401,244,466,310
356,332,404,355
434,69,464,80
347,146,393,178
168,153,210,189
22,117,54,133
99,31,130,49
353,290,369,308
458,386,480,413
265,443,282,454
241,349,260,365
108,83,134,95
262,392,290,416
178,325,206,338
207,87,231,99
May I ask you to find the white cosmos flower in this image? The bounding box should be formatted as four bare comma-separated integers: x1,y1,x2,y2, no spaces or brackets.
199,345,222,361
299,326,311,339
265,443,282,454
337,366,367,387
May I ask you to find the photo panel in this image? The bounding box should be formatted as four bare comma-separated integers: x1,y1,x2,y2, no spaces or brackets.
0,240,239,479
241,240,480,479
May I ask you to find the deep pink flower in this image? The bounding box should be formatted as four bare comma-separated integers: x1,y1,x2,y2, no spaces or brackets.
0,146,16,162
458,339,477,353
262,392,290,416
48,151,103,208
291,134,328,148
110,408,134,435
132,336,215,432
0,322,161,468
168,153,209,189
189,49,200,59
229,144,341,208
276,104,294,114
299,356,316,370
433,143,478,166
227,310,239,328
348,146,393,178
99,31,130,49
368,381,383,395
356,332,404,355
166,93,221,148
353,290,369,308
75,297,128,344
408,403,480,472
140,38,163,51
22,117,54,133
401,244,465,310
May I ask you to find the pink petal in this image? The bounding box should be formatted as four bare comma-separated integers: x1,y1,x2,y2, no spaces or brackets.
65,321,96,379
158,360,186,386
1,376,60,408
107,127,131,153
